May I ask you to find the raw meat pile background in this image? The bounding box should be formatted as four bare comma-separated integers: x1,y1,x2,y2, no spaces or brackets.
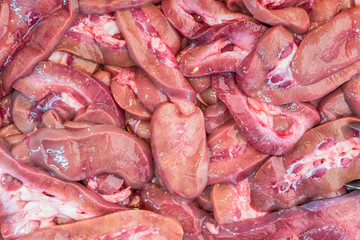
1,0,360,239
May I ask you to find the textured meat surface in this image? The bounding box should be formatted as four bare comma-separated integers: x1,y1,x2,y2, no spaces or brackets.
17,210,184,240
213,190,360,239
0,138,124,239
251,117,360,211
208,120,268,184
151,103,209,199
26,124,154,189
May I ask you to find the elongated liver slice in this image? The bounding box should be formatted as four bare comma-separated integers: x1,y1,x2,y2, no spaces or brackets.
57,14,135,67
0,138,124,239
212,73,320,155
251,117,360,211
12,61,125,129
238,9,360,105
17,210,184,240
115,5,196,115
78,0,161,14
213,190,360,239
151,102,209,199
23,124,154,189
141,183,212,238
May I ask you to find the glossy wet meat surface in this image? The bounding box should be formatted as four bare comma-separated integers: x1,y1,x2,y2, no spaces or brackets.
1,0,360,239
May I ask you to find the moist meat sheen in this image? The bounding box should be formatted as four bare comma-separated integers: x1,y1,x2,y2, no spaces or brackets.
1,1,360,239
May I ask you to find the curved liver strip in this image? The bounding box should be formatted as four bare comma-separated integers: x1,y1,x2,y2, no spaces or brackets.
251,117,360,212
2,0,79,94
115,5,196,115
151,103,209,199
204,101,232,134
211,177,267,225
213,190,360,239
342,76,360,116
17,210,183,240
208,120,269,185
242,0,310,34
12,61,125,129
212,73,320,155
0,138,124,239
78,0,161,14
73,103,122,127
141,183,212,238
25,124,153,189
291,7,360,85
0,0,61,68
133,69,168,113
11,91,41,134
317,88,353,123
178,21,267,77
238,24,360,105
110,67,153,120
57,14,135,67
162,0,250,39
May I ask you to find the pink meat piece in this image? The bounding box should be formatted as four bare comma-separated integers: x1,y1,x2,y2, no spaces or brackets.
204,101,232,134
39,110,64,129
291,7,360,85
2,0,79,94
188,76,211,93
78,0,161,14
225,0,245,11
93,70,111,86
48,51,99,75
12,61,125,129
24,124,154,189
342,76,360,117
317,88,353,123
141,183,214,238
57,14,135,67
208,120,269,185
151,103,209,199
226,0,309,11
0,0,61,68
0,95,13,126
100,187,132,204
250,117,360,211
306,0,354,25
110,67,153,120
258,0,310,8
197,87,218,107
133,69,169,113
11,91,41,134
242,0,310,34
73,103,122,127
17,210,184,240
196,186,213,212
0,138,124,239
126,117,151,140
213,190,360,239
87,174,124,195
212,73,320,155
0,124,21,139
178,21,267,77
116,5,196,115
162,0,251,39
237,24,360,105
211,177,267,225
